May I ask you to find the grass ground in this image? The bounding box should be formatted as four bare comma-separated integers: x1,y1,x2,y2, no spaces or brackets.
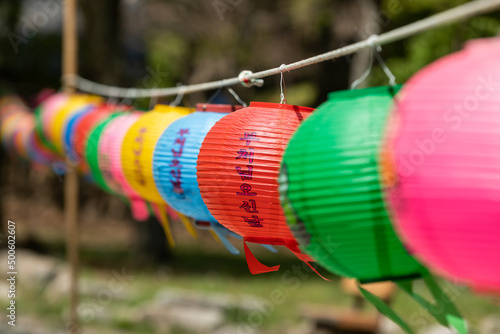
13,241,500,334
2,181,499,334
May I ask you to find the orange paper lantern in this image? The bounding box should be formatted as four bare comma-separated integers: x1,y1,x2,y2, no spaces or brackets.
197,102,319,274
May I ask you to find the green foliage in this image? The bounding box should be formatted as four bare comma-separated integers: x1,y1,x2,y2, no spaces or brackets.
370,4,500,86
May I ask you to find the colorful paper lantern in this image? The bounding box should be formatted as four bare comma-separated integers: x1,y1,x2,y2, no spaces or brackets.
122,104,193,203
279,86,424,281
85,112,124,193
73,105,115,173
122,104,195,244
97,111,150,221
153,103,251,254
279,86,466,334
51,94,102,155
1,111,27,155
27,130,55,166
63,105,95,159
1,96,54,165
386,38,500,293
153,104,237,222
197,102,316,273
34,93,69,154
15,116,36,161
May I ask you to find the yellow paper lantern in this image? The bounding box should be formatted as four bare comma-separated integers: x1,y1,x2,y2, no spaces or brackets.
121,104,193,203
51,94,102,155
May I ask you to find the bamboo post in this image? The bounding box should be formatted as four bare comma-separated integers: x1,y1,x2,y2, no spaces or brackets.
62,0,80,333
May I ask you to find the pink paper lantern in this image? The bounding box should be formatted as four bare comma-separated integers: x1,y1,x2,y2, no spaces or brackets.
98,112,149,221
386,38,500,291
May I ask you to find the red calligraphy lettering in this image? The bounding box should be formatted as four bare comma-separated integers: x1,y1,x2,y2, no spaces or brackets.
242,215,263,227
235,165,253,181
172,148,183,157
236,148,255,164
239,132,259,146
236,183,257,196
175,137,186,146
239,199,259,213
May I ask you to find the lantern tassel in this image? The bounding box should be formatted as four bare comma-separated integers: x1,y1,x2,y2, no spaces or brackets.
176,212,198,239
243,240,280,274
210,224,240,255
396,274,468,334
285,243,332,282
357,274,468,334
130,198,149,222
358,284,414,334
152,203,175,247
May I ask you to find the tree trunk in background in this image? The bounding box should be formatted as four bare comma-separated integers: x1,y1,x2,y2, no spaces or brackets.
348,0,382,89
79,0,125,85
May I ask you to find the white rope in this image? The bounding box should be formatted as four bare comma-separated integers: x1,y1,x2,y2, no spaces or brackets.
65,0,500,98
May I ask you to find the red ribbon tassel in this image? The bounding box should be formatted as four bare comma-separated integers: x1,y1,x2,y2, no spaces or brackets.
244,240,280,274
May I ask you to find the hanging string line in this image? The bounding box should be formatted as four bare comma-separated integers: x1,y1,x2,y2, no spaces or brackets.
64,0,500,98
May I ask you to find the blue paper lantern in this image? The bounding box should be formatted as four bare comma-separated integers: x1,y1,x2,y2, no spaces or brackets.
63,105,94,161
153,104,237,222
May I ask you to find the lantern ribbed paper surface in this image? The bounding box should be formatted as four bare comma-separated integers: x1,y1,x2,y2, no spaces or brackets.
64,105,95,158
16,117,36,161
122,104,193,203
279,87,469,334
35,93,69,153
153,104,233,222
98,112,149,221
279,86,425,283
73,105,115,171
197,102,315,272
1,112,26,153
51,95,102,155
387,38,500,291
28,130,54,165
85,113,123,193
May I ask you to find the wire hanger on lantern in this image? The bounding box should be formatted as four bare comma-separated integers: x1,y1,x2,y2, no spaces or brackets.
204,85,248,108
149,88,159,109
351,35,397,90
279,64,287,104
170,83,185,106
227,87,247,107
206,86,224,104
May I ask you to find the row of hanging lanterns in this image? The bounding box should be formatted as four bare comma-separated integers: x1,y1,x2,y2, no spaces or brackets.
3,37,500,334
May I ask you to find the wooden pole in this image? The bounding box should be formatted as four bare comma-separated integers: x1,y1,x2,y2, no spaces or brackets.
63,0,79,333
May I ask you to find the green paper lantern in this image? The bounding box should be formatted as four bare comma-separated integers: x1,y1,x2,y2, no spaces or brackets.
279,86,425,282
85,112,123,194
279,86,468,334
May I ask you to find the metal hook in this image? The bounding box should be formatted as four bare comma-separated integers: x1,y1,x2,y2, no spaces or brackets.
351,35,397,89
170,83,185,107
227,87,247,108
149,89,158,109
279,64,287,104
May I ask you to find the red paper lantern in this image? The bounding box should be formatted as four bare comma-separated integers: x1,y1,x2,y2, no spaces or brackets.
73,105,115,173
197,102,319,274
